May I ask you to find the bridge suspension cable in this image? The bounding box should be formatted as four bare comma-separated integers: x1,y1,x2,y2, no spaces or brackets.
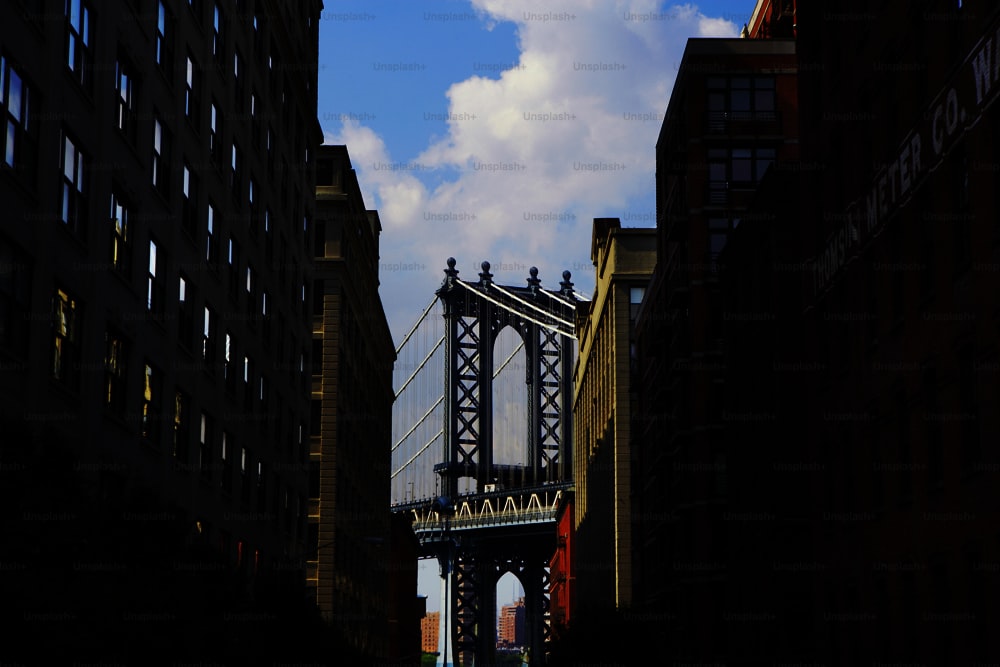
391,428,443,479
392,395,444,453
394,334,445,398
490,283,575,329
494,341,524,377
392,295,446,504
394,296,439,354
538,287,580,308
454,279,577,340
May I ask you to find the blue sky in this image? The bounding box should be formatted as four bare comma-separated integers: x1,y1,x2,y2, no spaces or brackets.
316,0,753,617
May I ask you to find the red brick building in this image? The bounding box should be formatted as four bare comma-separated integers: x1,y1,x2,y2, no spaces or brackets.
421,610,439,654
498,598,526,648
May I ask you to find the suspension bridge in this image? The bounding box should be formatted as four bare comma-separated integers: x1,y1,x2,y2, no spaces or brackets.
390,258,585,666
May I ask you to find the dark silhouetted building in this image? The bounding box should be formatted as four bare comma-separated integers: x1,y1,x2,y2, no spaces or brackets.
630,30,798,662
310,143,396,661
784,1,998,662
675,0,1000,663
389,513,423,665
0,0,327,661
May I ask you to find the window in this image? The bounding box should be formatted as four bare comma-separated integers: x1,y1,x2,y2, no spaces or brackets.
923,367,943,489
248,177,258,235
0,237,31,355
266,126,274,178
60,131,86,234
155,1,174,79
951,144,971,274
250,91,260,146
104,329,128,413
199,411,213,479
227,237,239,298
245,264,256,324
147,239,164,315
240,446,250,503
184,55,199,129
209,102,222,167
708,217,740,268
2,56,38,179
65,0,92,88
257,461,266,512
173,390,190,462
178,275,194,351
182,162,198,238
706,75,775,118
205,202,218,264
152,115,169,196
261,289,270,343
221,431,232,493
959,344,981,472
253,11,264,56
230,141,241,195
110,192,131,278
920,201,935,300
243,354,254,407
264,209,273,262
268,50,275,89
707,147,774,201
629,286,644,321
212,3,225,62
233,49,244,110
52,287,81,386
115,57,136,142
141,362,161,444
202,304,216,366
224,331,235,392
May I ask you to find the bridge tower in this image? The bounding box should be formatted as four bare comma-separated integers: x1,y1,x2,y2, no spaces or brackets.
428,258,577,666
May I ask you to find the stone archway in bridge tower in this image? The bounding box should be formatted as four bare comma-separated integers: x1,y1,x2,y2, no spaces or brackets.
495,557,550,664
490,324,530,488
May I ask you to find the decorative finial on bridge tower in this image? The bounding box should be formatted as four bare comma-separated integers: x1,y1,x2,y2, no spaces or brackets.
527,266,541,294
441,257,459,290
479,260,493,287
560,270,575,298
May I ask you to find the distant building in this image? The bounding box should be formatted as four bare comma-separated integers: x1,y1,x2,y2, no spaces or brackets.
421,611,440,654
498,597,526,648
1,0,321,659
572,218,655,615
310,144,396,661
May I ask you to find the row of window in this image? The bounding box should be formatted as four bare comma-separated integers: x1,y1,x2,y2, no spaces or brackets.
115,0,310,175
1,6,314,262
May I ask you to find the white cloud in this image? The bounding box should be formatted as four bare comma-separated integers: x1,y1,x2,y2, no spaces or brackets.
325,2,739,343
